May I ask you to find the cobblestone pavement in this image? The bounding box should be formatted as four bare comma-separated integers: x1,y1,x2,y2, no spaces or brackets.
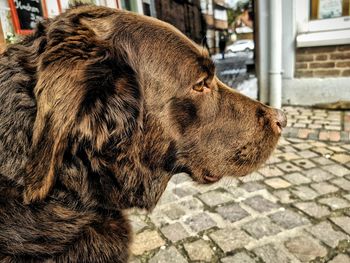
283,107,350,142
129,108,350,263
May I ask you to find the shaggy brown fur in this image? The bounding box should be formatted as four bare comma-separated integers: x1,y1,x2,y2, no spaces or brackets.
0,5,286,262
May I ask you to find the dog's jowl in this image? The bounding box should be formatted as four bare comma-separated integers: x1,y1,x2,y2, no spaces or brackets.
0,5,286,262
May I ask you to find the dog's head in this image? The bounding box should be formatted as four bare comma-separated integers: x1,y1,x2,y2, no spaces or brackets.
22,6,286,207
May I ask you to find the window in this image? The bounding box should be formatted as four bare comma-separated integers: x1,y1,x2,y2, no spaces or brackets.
310,0,349,20
296,0,350,47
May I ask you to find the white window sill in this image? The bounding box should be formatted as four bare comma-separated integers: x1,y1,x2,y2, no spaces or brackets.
296,29,350,47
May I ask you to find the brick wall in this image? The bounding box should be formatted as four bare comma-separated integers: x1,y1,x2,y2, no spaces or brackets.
295,45,350,78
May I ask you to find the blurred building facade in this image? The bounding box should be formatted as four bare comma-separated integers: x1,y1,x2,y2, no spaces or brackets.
0,0,217,51
154,0,203,44
257,0,350,106
201,0,229,53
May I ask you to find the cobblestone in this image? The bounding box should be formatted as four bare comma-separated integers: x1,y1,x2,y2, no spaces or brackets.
242,218,282,239
221,252,256,263
311,181,339,195
329,254,350,263
160,222,190,242
131,230,165,255
331,177,350,191
307,222,349,248
184,213,217,233
209,228,252,253
243,195,280,213
253,244,292,263
198,190,233,207
129,109,350,261
284,172,311,185
303,168,334,182
183,239,214,262
269,210,309,229
285,235,328,262
149,246,187,263
294,202,330,218
264,178,292,189
330,216,350,235
322,164,350,177
319,197,350,210
216,203,250,222
291,186,319,201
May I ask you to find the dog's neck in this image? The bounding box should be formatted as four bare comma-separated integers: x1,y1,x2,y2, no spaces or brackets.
58,112,176,212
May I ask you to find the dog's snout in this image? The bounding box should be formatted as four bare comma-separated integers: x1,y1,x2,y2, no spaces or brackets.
273,109,287,134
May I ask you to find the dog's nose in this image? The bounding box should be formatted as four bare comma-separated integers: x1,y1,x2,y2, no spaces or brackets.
273,109,287,134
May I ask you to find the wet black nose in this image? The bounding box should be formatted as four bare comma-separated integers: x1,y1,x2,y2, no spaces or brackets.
275,109,287,130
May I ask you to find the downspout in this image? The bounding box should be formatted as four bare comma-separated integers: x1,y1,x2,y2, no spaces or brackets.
269,0,282,108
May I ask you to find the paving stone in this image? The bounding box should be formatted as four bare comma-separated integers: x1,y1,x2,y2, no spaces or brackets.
279,145,298,153
330,216,350,235
293,143,313,150
131,230,166,255
272,190,296,204
311,182,339,195
276,152,301,161
344,194,350,201
329,254,350,263
265,178,291,189
239,172,264,182
221,252,256,263
292,159,316,169
298,150,319,158
319,197,350,210
269,210,309,229
243,195,280,213
198,190,234,207
242,218,282,239
291,186,319,201
179,198,204,211
294,202,330,218
266,155,283,164
172,185,199,198
253,244,291,263
216,203,250,222
284,172,312,185
312,156,335,165
258,166,284,177
160,222,190,242
322,164,350,177
240,181,265,192
185,213,217,233
307,222,349,248
328,146,347,153
129,215,148,234
183,239,213,262
161,204,186,220
331,178,350,191
285,235,327,262
171,173,192,184
303,168,334,182
276,162,301,172
149,246,187,263
226,186,248,199
312,147,334,155
210,228,252,253
331,153,350,164
157,190,178,205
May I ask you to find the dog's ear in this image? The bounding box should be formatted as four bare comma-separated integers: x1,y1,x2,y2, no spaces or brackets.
23,21,142,204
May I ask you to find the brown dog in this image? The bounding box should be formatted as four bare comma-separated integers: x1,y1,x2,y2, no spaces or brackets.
0,5,286,262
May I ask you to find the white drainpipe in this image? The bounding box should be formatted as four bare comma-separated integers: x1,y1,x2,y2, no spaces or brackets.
269,0,282,108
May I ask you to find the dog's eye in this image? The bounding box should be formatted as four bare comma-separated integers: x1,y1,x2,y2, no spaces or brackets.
193,81,205,92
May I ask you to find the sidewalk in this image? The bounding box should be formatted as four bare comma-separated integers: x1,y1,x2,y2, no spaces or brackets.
129,107,350,263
